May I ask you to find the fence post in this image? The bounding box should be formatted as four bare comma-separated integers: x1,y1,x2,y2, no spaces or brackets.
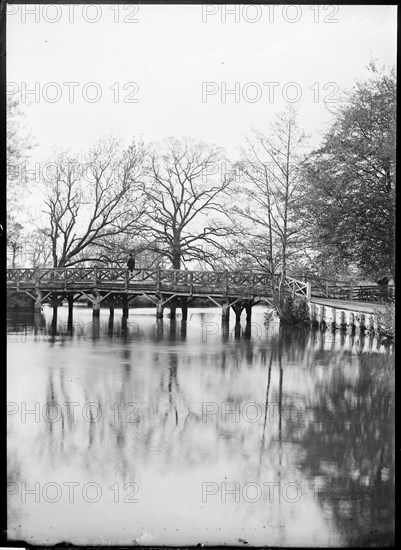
349,283,354,301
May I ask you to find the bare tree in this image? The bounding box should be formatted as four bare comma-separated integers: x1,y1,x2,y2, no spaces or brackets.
141,137,236,269
38,137,147,267
234,105,309,318
6,215,23,268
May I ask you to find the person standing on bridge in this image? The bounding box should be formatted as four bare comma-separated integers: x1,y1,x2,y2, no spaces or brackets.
127,253,136,273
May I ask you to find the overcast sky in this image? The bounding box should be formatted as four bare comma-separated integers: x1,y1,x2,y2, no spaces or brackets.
7,4,397,161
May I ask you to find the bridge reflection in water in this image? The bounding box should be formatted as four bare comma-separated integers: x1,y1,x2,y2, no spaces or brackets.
7,306,394,547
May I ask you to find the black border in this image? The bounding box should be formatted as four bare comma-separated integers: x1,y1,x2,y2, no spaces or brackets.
1,2,397,550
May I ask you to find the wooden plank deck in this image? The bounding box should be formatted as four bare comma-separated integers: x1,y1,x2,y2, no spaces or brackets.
310,297,387,314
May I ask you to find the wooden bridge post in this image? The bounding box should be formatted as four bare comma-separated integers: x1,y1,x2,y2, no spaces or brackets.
122,294,129,318
355,313,366,334
222,300,230,323
156,317,164,339
51,307,58,334
232,303,242,325
92,314,100,340
92,291,101,317
156,295,164,319
331,308,337,329
221,321,229,342
367,314,375,335
348,312,355,333
108,310,114,338
170,301,177,320
349,283,354,301
318,305,326,328
309,303,317,326
109,299,115,318
67,295,74,330
245,301,252,323
181,297,188,321
34,289,42,312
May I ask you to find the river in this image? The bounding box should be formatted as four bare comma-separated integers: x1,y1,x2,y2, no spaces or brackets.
7,304,394,547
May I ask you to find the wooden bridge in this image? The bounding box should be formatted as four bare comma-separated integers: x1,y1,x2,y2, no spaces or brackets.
7,267,394,331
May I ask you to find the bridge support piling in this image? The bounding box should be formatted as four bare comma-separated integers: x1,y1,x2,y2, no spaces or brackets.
156,318,164,338
109,299,115,318
367,314,375,335
331,308,337,330
92,292,101,317
181,297,188,321
245,302,252,323
222,301,230,324
355,313,366,334
347,312,355,334
122,295,129,318
221,321,229,342
318,305,326,329
121,314,128,341
34,289,42,312
108,312,114,337
92,314,100,340
156,296,164,319
232,303,243,324
309,303,317,327
51,307,58,334
169,301,177,320
67,295,73,325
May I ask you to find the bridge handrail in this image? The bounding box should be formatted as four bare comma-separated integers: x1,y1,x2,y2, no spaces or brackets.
6,268,394,303
6,266,276,289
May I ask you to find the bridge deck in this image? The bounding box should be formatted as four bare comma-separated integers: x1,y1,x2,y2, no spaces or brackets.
7,267,393,307
310,297,387,314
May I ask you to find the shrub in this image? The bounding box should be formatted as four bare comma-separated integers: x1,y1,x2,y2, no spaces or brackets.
374,301,395,340
279,295,310,325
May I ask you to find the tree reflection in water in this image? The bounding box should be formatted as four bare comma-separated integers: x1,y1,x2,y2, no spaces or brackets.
7,309,394,546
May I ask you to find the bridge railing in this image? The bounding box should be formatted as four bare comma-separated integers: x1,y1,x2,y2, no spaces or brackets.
6,267,273,293
7,268,393,302
284,276,311,300
306,278,395,302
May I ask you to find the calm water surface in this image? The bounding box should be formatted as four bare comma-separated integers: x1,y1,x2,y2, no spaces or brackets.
7,305,394,547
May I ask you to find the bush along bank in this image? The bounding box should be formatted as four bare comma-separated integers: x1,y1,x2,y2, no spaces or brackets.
374,302,395,341
265,296,310,326
7,291,35,311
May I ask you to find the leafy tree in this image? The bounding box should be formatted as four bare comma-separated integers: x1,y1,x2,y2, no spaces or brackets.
303,64,396,281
